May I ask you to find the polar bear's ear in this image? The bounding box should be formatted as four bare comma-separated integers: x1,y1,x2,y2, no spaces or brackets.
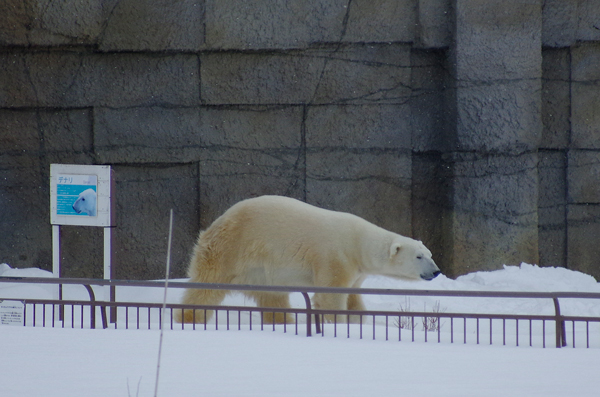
390,242,402,258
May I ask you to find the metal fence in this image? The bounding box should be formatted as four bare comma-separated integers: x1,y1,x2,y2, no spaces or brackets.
2,277,600,348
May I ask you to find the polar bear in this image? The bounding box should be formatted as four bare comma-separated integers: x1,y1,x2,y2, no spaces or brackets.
176,195,440,324
72,188,97,216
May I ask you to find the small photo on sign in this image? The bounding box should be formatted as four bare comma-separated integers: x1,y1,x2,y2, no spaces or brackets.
56,174,98,217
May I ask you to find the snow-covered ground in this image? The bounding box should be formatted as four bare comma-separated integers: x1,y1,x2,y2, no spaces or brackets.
1,263,600,396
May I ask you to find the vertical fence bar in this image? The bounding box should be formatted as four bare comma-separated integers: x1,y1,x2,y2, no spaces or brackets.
586,321,589,348
360,316,363,340
385,316,388,341
347,319,350,339
373,315,376,340
333,315,338,338
320,315,324,337
398,316,402,341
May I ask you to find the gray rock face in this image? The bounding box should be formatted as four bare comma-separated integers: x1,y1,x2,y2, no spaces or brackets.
1,0,600,280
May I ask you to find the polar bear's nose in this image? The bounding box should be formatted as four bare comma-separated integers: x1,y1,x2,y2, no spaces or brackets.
421,270,441,281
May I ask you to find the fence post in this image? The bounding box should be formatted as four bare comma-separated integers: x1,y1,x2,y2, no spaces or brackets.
300,292,313,337
552,297,567,348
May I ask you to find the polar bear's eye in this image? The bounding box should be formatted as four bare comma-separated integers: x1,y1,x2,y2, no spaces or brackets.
416,255,423,260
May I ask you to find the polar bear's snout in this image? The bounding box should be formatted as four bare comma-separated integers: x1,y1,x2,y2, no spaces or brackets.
72,188,97,216
421,269,441,281
418,257,441,281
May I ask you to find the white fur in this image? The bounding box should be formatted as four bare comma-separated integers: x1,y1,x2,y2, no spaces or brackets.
72,188,97,216
177,195,440,324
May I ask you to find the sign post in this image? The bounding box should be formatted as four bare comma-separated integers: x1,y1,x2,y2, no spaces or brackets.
50,164,115,322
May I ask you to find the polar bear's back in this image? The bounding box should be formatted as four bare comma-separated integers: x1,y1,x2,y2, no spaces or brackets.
222,195,371,243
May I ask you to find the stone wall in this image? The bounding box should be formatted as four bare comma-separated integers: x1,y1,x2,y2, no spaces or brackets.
0,0,599,280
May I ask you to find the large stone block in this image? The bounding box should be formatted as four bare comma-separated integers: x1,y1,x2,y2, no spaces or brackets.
541,0,577,47
0,108,93,169
452,80,542,153
410,49,448,152
193,106,304,227
416,0,451,48
576,0,600,42
568,150,600,204
567,204,600,279
0,0,110,46
205,0,347,49
571,44,600,149
306,149,412,235
446,152,539,274
538,151,567,267
305,104,411,149
201,44,411,105
200,106,303,148
311,44,412,105
344,0,416,43
95,105,302,163
94,107,202,164
452,0,542,81
201,52,324,104
199,148,305,229
99,0,204,51
0,52,199,108
541,48,570,149
113,165,199,279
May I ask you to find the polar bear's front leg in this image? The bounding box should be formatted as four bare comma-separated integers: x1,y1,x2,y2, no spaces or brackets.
313,292,349,323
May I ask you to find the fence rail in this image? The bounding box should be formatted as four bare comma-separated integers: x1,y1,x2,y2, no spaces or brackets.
2,277,600,348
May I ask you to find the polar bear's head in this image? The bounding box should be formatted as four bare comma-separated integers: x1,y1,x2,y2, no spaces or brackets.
386,238,440,281
72,188,97,216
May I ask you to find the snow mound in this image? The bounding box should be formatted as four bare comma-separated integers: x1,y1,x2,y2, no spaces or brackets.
0,263,54,278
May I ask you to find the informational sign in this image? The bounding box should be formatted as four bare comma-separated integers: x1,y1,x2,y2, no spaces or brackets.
50,164,113,227
0,300,24,326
